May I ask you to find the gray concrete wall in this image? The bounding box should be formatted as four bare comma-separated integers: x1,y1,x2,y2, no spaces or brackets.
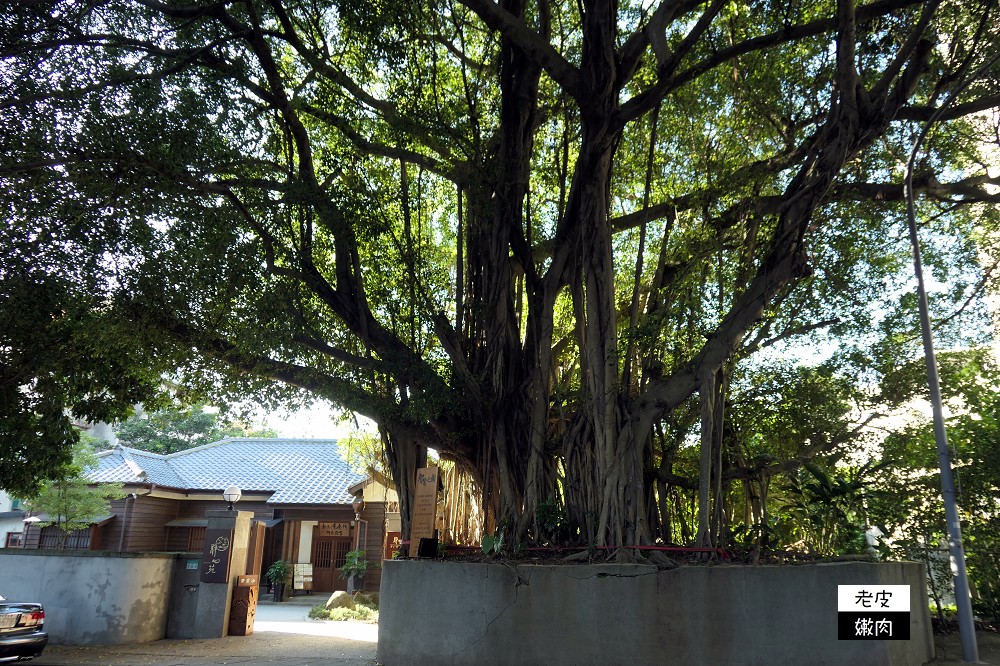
378,560,933,666
0,550,178,645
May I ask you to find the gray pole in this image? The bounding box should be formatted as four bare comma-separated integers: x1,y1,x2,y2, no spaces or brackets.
903,62,994,661
903,201,979,663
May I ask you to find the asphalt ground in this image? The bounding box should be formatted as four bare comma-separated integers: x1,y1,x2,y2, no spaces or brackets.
23,595,1000,666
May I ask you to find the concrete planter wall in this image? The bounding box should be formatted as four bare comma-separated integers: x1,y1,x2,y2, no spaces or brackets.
0,550,182,645
378,559,933,666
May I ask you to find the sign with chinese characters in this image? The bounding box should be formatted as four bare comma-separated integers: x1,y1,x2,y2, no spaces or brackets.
409,466,439,557
384,531,402,560
200,528,234,583
318,521,351,537
838,585,910,640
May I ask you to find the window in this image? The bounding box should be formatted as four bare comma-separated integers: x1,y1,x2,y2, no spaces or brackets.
4,532,23,548
188,527,206,552
314,539,333,568
333,540,351,568
10,499,21,510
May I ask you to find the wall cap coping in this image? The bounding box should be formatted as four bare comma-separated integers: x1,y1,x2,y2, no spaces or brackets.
0,549,197,560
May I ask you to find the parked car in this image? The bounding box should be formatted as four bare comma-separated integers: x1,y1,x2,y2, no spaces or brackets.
0,595,47,662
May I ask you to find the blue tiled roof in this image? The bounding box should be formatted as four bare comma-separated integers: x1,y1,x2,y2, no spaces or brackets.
90,438,364,505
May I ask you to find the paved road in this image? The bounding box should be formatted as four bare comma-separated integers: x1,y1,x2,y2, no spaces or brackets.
30,598,379,666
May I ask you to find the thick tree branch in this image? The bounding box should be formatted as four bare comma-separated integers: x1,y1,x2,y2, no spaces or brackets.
896,93,1000,121
636,16,931,426
869,0,939,104
617,0,704,81
290,334,382,369
457,0,582,99
151,314,388,420
618,0,926,125
297,102,461,183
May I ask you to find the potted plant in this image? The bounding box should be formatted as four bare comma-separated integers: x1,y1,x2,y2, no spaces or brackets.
340,549,375,594
265,560,291,602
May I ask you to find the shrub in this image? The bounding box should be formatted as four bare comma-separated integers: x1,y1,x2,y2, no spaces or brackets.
265,560,291,586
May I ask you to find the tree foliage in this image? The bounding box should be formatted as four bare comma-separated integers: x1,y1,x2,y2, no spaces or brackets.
869,349,1000,623
2,0,999,553
114,404,277,454
26,440,126,548
0,267,166,496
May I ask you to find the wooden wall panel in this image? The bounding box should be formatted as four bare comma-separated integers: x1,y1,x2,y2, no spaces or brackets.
22,525,40,549
124,495,180,551
101,497,129,552
164,527,190,552
276,506,354,522
173,499,274,519
359,502,387,592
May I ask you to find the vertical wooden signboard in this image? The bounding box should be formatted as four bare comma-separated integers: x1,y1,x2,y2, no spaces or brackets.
408,466,439,557
200,528,234,583
383,531,402,559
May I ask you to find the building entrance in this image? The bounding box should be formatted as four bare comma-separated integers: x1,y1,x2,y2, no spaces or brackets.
311,536,352,592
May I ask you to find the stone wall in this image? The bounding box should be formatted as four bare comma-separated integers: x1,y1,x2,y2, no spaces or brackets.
0,550,182,645
378,559,933,666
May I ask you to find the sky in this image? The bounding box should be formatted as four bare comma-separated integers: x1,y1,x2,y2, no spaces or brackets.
264,402,374,440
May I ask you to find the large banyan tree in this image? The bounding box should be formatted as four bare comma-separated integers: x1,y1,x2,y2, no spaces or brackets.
3,0,1000,552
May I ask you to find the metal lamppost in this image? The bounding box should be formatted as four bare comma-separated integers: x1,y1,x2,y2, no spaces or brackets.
352,497,363,520
901,50,1000,663
352,496,363,550
224,485,242,511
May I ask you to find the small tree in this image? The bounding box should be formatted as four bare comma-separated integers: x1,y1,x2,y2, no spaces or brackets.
28,440,125,548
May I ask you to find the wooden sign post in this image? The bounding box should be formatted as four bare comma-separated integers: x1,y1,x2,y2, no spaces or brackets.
408,466,439,557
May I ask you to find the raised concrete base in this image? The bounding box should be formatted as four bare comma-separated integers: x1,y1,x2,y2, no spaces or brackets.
378,560,933,666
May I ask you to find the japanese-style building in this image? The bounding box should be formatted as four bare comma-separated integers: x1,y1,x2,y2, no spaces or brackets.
18,438,399,593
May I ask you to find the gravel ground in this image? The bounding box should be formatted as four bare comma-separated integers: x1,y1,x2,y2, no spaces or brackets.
928,629,1000,665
